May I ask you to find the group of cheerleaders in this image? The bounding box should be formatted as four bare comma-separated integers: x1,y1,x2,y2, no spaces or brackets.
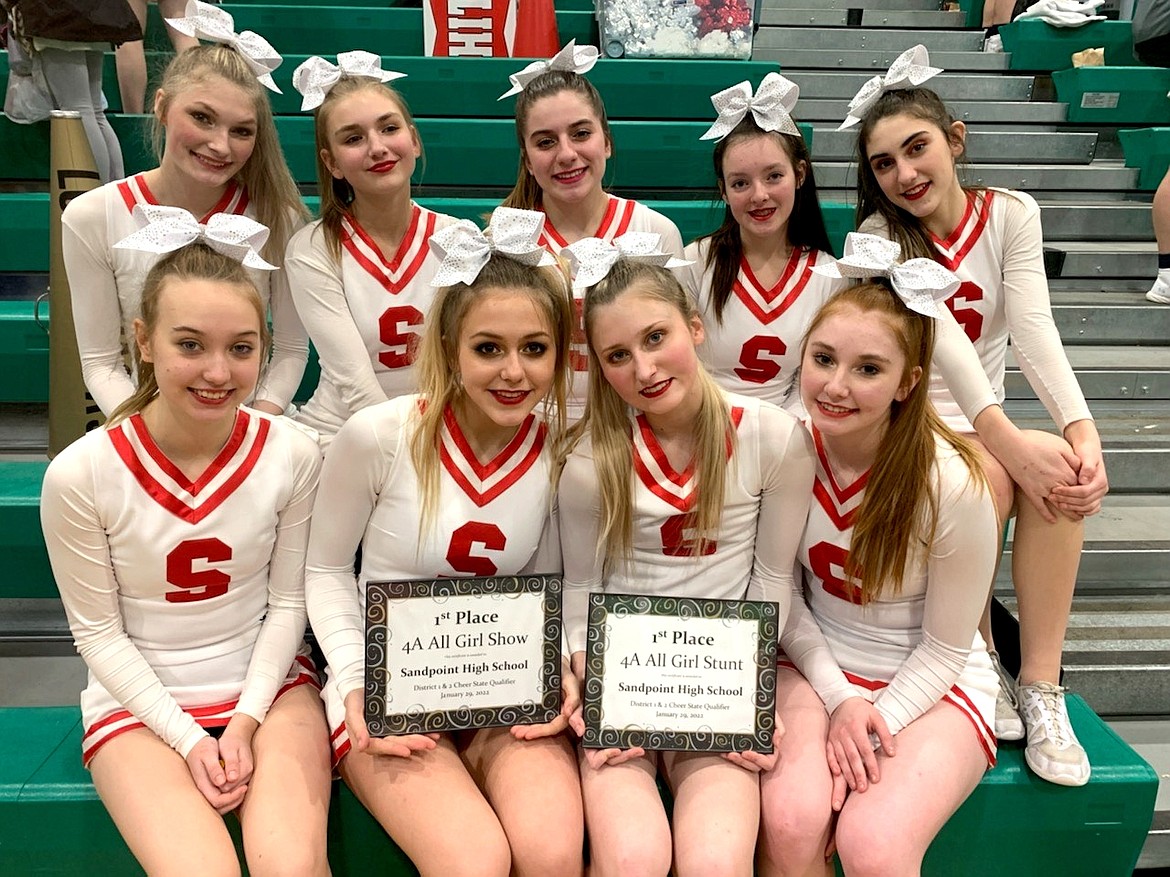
43,5,1109,873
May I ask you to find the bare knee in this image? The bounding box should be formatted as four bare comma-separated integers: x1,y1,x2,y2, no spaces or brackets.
759,793,832,873
419,839,510,877
590,838,672,877
675,847,752,877
510,839,582,877
246,845,328,877
836,816,921,877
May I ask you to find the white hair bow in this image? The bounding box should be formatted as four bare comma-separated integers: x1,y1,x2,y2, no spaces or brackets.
430,208,558,287
811,233,959,318
292,51,406,112
700,73,801,142
561,233,692,290
166,0,284,93
114,204,276,270
498,39,599,100
838,45,942,130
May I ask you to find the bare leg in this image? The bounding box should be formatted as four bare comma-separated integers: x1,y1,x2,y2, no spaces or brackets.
666,750,761,877
579,750,672,877
114,0,148,114
159,0,202,53
758,669,834,877
834,701,987,877
90,729,241,877
982,0,1018,27
339,734,511,877
1147,168,1170,302
461,727,584,877
237,685,333,877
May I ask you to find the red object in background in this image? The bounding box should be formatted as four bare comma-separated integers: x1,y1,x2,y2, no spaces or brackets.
512,0,559,57
424,0,516,56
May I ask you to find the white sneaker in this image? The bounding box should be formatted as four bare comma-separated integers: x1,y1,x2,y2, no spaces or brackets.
1146,274,1170,304
1018,681,1091,786
989,650,1025,741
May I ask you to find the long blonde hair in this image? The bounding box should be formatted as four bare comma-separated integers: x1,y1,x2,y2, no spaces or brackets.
109,243,270,425
501,70,613,211
576,261,733,575
152,45,309,264
802,282,986,603
311,77,423,261
409,256,574,532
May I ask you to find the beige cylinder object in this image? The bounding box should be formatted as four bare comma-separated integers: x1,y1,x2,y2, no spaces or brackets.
48,110,104,457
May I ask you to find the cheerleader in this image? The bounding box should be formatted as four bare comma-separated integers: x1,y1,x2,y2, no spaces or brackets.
41,230,331,876
305,209,583,877
62,0,308,418
500,41,684,420
285,52,458,447
846,45,1107,785
759,246,999,876
559,249,815,877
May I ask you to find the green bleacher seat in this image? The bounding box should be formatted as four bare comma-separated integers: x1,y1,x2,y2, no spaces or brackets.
0,458,51,596
0,698,1154,875
999,19,1135,71
1052,66,1170,125
144,5,596,55
1119,126,1170,190
0,192,853,279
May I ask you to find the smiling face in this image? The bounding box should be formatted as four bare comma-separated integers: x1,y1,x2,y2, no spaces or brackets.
320,88,420,203
136,277,263,428
156,75,258,188
588,285,705,421
521,89,611,210
452,287,558,440
863,111,967,230
721,133,805,245
800,304,920,452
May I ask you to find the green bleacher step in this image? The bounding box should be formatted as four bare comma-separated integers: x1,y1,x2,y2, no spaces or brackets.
0,193,856,276
0,698,1155,875
1052,67,1170,125
999,19,1135,72
1119,127,1170,191
145,4,595,55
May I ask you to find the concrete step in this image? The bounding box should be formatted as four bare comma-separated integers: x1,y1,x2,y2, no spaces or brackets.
754,26,984,52
811,128,1098,164
1115,718,1170,869
1048,242,1158,279
761,0,945,9
1039,201,1156,241
1006,345,1170,401
782,71,1035,101
796,99,1068,125
758,8,967,28
1050,291,1170,344
811,161,1135,191
753,46,1013,72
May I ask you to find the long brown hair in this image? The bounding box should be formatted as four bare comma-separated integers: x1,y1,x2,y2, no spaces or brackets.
854,87,971,262
311,77,423,261
409,256,574,532
151,45,309,264
109,243,270,425
576,260,734,575
501,70,613,210
801,282,986,603
701,118,832,323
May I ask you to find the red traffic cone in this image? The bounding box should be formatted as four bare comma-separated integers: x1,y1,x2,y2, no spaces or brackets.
512,0,559,58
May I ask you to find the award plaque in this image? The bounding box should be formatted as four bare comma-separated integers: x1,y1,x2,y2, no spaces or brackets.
364,575,562,735
581,594,778,753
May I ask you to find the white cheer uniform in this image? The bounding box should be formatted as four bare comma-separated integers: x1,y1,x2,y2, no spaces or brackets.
678,238,999,422
40,408,322,764
305,395,560,761
678,241,843,408
860,189,1093,433
782,425,999,765
539,196,684,422
62,174,308,416
560,393,815,655
285,205,457,447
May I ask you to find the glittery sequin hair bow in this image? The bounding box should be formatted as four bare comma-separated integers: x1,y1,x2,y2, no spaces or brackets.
114,205,276,270
812,233,959,318
166,0,284,93
838,44,942,130
561,233,692,290
700,73,801,142
429,208,557,287
292,51,406,111
498,39,599,100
